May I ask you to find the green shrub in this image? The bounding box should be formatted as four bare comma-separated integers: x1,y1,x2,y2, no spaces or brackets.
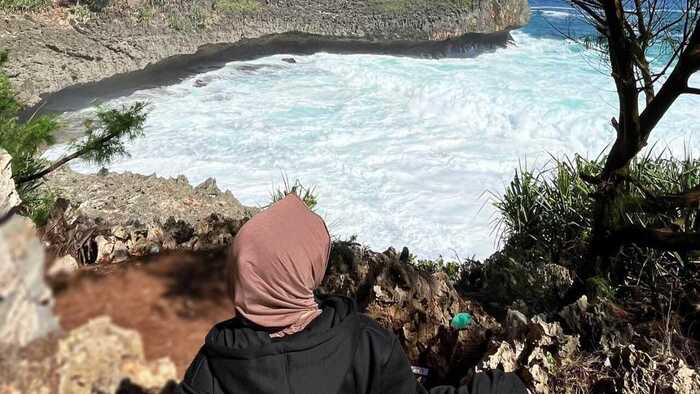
413,256,463,282
22,190,56,226
493,151,699,264
167,1,212,31
492,156,597,265
83,0,110,12
134,3,157,23
0,0,51,11
490,151,699,309
68,4,93,25
370,0,416,12
214,0,262,14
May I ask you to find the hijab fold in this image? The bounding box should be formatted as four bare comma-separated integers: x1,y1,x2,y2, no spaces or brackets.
227,194,331,337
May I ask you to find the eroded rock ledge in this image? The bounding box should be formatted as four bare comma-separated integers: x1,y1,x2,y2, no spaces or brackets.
1,0,530,106
42,167,258,265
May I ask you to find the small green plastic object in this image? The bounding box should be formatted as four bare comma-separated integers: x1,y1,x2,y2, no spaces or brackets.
451,312,473,330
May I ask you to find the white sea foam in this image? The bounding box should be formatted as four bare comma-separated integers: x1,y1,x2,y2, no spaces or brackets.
47,29,699,260
538,10,574,19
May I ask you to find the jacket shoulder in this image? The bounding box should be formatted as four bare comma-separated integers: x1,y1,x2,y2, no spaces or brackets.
178,347,225,394
356,314,401,355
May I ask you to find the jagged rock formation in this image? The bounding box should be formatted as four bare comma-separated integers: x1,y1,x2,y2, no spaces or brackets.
1,317,178,394
0,149,59,347
0,0,530,106
42,167,257,264
56,316,177,394
476,309,700,393
320,242,500,386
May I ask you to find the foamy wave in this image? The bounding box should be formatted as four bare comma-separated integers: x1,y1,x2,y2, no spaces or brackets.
539,10,573,19
48,30,699,259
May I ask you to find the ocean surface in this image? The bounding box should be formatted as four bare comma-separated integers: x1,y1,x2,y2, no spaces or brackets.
49,1,699,259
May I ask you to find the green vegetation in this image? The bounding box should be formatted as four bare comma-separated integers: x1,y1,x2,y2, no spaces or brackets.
214,0,262,14
414,256,463,282
0,50,147,224
68,4,94,25
370,0,472,13
493,151,699,265
370,0,415,12
270,175,318,210
0,50,57,192
166,1,212,31
492,156,596,265
22,190,56,226
0,0,51,11
489,151,700,310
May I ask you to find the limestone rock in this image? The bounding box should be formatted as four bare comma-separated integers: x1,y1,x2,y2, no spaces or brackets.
505,309,528,340
47,255,80,278
0,149,20,217
94,235,115,264
478,341,521,372
113,225,130,241
543,263,573,299
0,215,59,347
57,316,177,394
164,216,194,244
195,177,220,196
478,316,580,394
0,149,59,346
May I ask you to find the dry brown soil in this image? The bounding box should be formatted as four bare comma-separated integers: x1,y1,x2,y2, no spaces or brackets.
52,250,231,377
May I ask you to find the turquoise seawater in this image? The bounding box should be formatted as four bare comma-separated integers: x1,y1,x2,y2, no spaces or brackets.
51,1,699,259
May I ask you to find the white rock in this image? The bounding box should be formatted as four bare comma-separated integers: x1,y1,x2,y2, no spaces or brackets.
57,316,177,394
112,240,130,262
0,149,21,217
0,149,58,346
47,255,80,278
94,235,115,263
0,215,59,346
0,149,21,218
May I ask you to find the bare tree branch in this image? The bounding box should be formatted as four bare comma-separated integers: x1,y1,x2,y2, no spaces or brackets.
607,225,700,253
637,20,700,141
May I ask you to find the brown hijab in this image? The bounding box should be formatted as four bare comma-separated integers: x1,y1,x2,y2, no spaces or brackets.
227,193,331,337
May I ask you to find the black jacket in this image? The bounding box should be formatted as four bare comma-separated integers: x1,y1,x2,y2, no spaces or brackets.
177,296,526,394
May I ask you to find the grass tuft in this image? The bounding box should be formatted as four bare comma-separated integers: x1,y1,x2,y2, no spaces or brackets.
214,0,262,14
270,174,318,211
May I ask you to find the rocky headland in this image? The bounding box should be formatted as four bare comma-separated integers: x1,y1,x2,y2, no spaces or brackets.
1,0,530,109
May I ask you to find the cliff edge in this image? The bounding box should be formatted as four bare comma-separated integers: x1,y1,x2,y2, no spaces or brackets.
0,0,529,106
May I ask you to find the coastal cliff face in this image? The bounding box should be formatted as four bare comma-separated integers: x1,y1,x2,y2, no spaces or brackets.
1,0,529,106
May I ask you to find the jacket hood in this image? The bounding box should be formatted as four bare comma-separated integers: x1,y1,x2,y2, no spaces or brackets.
201,296,366,394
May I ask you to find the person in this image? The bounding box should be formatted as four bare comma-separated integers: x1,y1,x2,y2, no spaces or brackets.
177,194,527,394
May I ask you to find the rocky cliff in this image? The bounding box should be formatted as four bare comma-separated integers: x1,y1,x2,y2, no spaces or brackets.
1,0,529,106
0,149,58,348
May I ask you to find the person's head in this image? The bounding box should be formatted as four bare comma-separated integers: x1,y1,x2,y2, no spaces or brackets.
227,193,331,337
